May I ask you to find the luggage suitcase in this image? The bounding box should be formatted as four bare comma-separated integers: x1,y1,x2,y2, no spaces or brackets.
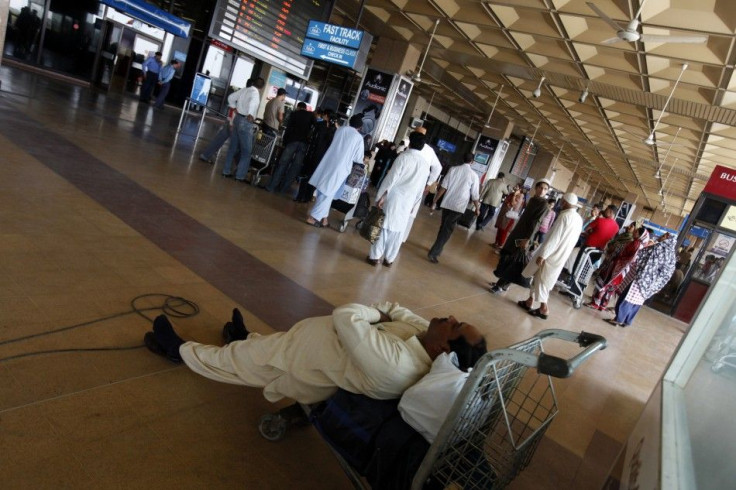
457,207,476,229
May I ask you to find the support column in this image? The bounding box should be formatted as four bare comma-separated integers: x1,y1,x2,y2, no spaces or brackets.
0,0,9,69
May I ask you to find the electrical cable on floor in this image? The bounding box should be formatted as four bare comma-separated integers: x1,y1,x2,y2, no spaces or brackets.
0,293,199,363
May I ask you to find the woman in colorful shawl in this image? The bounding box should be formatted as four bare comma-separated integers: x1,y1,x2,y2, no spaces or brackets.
607,233,677,327
587,226,648,311
493,186,523,248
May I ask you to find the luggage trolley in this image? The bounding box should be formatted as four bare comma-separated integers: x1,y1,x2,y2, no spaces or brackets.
258,329,606,489
248,129,279,186
330,162,370,233
556,247,601,309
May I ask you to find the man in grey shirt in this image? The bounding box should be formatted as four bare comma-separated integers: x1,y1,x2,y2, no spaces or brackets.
262,88,286,136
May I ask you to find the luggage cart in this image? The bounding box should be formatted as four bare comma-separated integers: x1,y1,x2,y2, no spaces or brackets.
258,329,606,490
330,163,370,233
556,247,600,309
248,129,279,186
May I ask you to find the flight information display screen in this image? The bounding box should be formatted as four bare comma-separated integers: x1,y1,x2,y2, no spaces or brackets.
210,0,331,79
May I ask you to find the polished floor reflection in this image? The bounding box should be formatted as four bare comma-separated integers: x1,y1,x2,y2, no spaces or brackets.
0,66,686,489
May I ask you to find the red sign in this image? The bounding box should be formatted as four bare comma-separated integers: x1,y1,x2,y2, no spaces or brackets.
704,165,736,200
210,39,233,52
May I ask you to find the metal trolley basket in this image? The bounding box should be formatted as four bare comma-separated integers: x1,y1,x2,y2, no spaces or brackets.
556,247,601,309
258,329,606,489
247,129,279,186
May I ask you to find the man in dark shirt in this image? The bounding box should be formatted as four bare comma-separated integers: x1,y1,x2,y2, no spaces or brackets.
295,109,335,202
266,102,315,194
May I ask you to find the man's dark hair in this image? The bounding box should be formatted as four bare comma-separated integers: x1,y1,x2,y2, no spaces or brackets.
296,101,307,110
323,109,333,120
171,60,181,66
636,226,647,236
276,88,286,96
245,78,254,87
606,204,618,215
408,131,426,150
464,152,474,163
349,114,363,128
592,204,600,210
449,336,488,372
498,172,505,178
155,51,162,56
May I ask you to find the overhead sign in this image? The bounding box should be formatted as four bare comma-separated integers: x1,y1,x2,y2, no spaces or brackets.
703,164,736,200
305,21,363,49
301,20,372,71
209,0,331,79
101,0,191,37
301,39,358,67
437,139,457,153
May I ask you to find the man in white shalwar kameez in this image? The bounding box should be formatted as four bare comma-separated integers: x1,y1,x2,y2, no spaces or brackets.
519,193,583,320
143,302,487,404
306,114,365,227
402,128,442,242
367,132,431,266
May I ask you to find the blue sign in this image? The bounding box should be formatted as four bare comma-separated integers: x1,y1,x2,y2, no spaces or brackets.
305,21,363,49
301,39,358,68
437,139,457,153
190,73,211,106
101,0,191,37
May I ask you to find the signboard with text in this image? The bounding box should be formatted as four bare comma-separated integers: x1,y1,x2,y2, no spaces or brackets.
209,0,331,79
375,77,413,145
301,20,372,71
703,165,736,201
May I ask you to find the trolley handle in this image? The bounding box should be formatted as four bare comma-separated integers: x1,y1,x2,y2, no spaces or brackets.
491,330,607,379
536,330,607,378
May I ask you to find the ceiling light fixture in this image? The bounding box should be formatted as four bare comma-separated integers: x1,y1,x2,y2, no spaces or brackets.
532,77,545,98
644,64,688,146
579,88,589,103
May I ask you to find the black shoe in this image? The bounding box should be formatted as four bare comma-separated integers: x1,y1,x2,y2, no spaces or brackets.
199,154,214,164
235,178,248,184
222,172,233,178
428,254,439,264
223,308,249,343
146,315,184,363
366,256,379,266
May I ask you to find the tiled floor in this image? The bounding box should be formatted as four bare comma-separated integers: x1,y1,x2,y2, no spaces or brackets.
0,66,687,489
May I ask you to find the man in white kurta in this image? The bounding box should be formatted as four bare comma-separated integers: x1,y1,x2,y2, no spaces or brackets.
307,114,365,226
368,132,431,266
402,128,442,242
520,193,583,318
145,303,486,405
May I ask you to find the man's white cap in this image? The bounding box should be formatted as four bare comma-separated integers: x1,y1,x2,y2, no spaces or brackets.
562,192,581,207
536,178,551,187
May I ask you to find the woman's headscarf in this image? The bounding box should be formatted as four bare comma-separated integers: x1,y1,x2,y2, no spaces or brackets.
633,234,677,299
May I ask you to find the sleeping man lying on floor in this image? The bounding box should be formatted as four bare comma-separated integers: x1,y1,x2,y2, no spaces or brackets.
144,302,488,488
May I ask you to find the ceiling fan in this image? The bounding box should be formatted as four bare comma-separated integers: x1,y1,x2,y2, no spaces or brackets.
407,19,441,86
587,1,707,45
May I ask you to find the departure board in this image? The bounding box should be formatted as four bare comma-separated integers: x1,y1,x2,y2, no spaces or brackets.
210,0,331,79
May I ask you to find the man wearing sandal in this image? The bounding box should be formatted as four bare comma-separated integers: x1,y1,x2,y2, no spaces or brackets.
305,114,365,227
517,193,582,320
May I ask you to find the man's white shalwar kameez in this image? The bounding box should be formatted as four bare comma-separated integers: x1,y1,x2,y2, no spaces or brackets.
370,149,431,262
179,303,432,404
522,207,582,302
308,125,365,220
402,144,442,242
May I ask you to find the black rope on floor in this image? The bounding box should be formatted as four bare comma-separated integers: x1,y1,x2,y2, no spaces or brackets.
0,293,199,363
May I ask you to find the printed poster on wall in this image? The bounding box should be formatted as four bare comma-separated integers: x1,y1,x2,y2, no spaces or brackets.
190,73,212,106
376,77,413,145
353,67,393,151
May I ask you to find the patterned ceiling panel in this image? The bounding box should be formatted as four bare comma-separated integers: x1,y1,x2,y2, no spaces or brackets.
335,0,736,216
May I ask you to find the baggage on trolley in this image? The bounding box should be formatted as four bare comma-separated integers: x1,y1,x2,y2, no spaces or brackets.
257,329,606,489
331,162,370,233
247,130,279,186
556,247,601,309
